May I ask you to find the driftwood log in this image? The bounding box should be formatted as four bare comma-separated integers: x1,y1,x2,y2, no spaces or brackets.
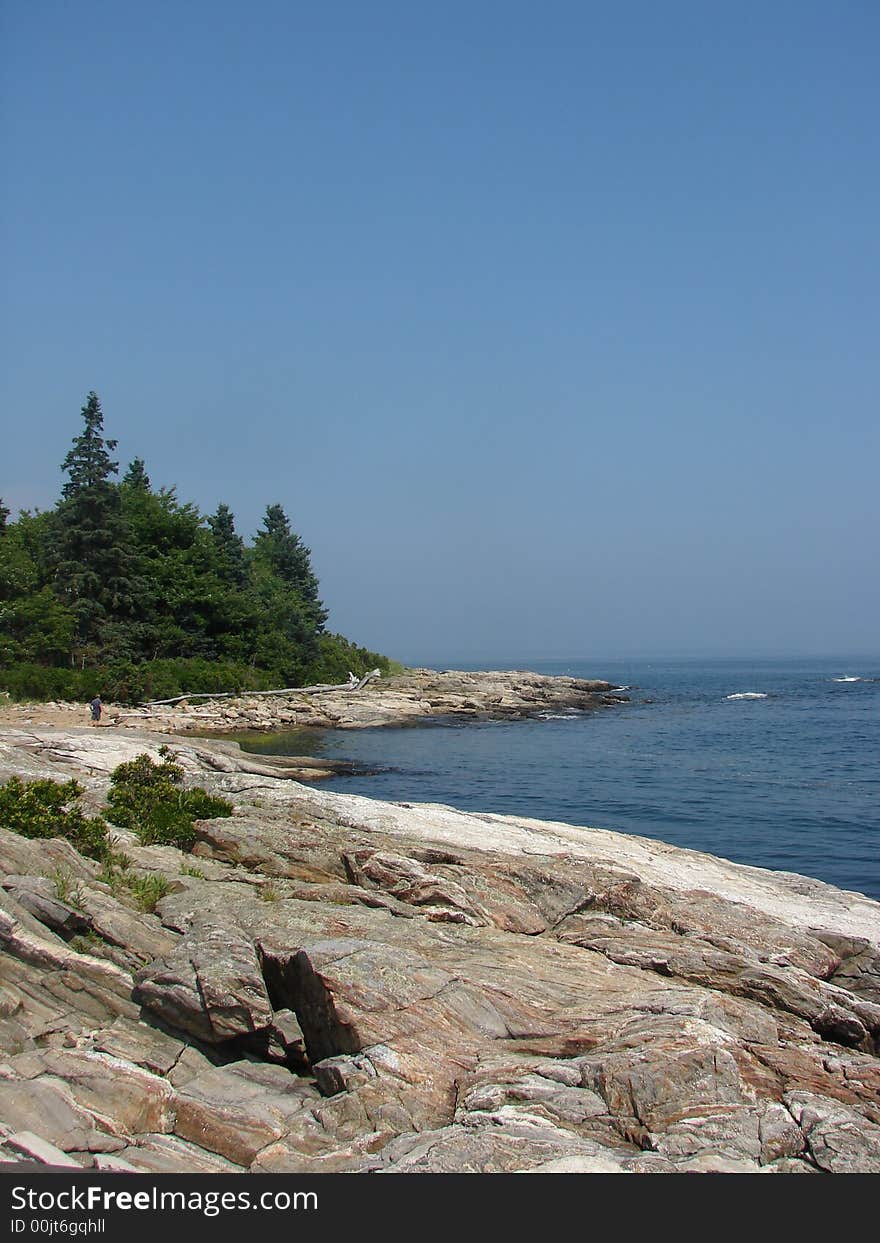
141,669,381,708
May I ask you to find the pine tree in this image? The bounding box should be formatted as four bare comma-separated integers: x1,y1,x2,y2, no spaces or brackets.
248,504,329,680
52,392,137,657
0,508,74,666
0,387,400,699
60,393,119,496
253,503,327,627
122,458,151,492
207,503,247,586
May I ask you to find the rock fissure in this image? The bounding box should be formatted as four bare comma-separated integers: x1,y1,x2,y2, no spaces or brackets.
2,725,880,1172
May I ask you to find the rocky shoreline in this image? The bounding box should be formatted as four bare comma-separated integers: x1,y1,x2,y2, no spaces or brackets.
1,725,879,1174
0,669,629,738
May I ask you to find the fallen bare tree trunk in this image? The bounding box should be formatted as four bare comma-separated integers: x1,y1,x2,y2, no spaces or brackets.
140,670,381,708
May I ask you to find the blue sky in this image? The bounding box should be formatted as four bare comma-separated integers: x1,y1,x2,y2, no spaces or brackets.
2,1,877,662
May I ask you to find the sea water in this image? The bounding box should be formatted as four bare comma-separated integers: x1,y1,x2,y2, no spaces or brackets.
237,657,880,900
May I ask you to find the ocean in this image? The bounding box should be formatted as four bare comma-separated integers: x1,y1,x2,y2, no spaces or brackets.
236,657,880,901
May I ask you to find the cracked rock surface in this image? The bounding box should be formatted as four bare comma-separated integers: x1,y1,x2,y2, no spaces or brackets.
1,726,879,1174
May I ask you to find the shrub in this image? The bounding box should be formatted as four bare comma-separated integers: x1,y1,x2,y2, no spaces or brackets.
104,748,232,851
95,857,171,913
0,658,279,705
50,866,85,908
117,659,277,704
0,664,99,703
301,633,406,685
0,776,110,860
127,872,169,913
0,650,406,704
95,861,129,897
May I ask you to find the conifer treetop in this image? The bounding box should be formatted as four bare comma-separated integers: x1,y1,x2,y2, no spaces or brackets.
61,392,119,497
122,458,151,491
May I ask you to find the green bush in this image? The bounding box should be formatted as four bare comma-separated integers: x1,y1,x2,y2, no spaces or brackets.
0,664,100,703
104,748,233,851
0,659,280,705
50,866,85,908
302,633,406,685
123,659,277,703
0,776,110,860
127,872,170,913
0,648,405,704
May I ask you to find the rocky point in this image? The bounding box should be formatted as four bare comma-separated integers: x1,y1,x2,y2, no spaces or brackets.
1,723,879,1174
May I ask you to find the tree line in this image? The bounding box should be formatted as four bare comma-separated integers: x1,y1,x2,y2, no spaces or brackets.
0,392,400,702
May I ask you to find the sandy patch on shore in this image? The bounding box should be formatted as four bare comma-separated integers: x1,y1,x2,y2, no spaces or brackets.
0,699,121,730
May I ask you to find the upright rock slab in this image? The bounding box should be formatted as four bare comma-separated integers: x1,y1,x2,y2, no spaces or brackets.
133,922,273,1045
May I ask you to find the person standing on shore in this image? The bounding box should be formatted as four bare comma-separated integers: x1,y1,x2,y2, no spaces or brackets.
89,695,102,726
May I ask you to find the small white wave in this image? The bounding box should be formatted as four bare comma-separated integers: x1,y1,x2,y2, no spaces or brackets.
725,692,769,700
832,676,860,683
538,712,580,720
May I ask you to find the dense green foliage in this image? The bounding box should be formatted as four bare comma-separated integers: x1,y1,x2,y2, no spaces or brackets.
105,748,233,850
0,753,230,916
0,750,234,864
0,776,110,860
126,872,170,913
0,391,402,701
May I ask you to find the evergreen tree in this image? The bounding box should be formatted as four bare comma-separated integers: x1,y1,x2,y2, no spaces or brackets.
122,458,151,491
253,504,327,629
52,393,137,656
60,393,119,495
207,503,247,586
0,387,399,701
248,504,329,681
119,486,211,660
0,512,76,666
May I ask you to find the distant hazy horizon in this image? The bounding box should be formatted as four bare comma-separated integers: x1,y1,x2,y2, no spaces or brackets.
395,650,880,671
3,2,877,660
